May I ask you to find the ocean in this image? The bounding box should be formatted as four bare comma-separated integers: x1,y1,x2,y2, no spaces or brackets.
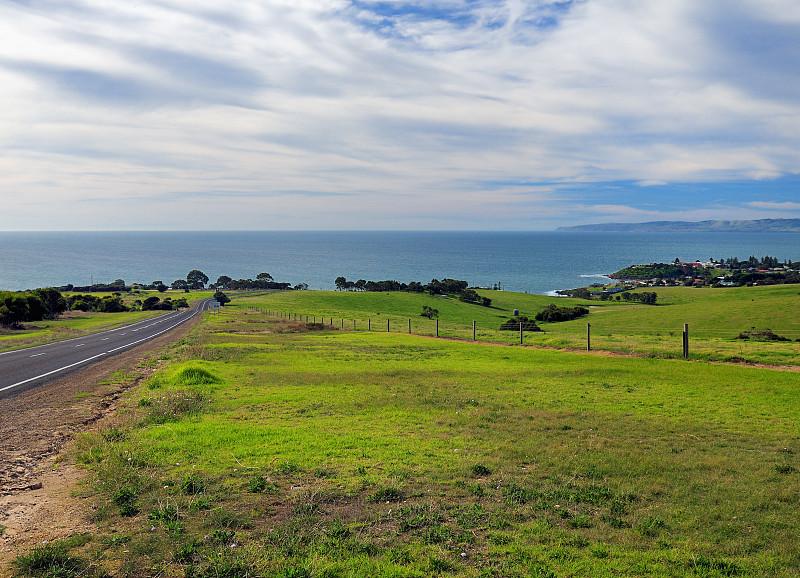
0,231,798,294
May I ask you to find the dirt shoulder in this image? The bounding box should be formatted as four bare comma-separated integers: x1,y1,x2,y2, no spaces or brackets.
0,314,198,570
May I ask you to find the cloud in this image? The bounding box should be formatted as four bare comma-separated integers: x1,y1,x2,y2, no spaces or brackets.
1,0,799,229
745,201,800,211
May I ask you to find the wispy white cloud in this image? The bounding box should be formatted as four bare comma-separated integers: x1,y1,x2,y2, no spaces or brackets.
0,0,799,229
745,201,800,211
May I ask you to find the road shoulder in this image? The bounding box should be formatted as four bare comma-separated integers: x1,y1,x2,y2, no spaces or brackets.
0,313,198,568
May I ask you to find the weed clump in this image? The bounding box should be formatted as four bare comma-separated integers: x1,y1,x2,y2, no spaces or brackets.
181,474,205,495
112,485,139,517
689,555,742,576
140,389,211,424
368,486,403,502
13,541,95,578
470,464,492,477
174,366,221,386
248,474,278,494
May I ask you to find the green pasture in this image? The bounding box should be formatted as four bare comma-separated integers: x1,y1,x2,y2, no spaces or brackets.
231,285,800,364
47,304,800,578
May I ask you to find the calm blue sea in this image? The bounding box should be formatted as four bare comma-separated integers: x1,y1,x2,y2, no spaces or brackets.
0,231,798,294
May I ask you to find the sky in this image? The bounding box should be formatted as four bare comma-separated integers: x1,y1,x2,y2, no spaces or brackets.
1,0,799,231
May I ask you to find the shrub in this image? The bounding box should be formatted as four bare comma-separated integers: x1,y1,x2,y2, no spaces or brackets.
499,316,541,332
535,304,589,323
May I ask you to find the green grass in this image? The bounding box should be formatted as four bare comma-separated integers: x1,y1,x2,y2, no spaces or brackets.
232,285,800,364
55,302,800,577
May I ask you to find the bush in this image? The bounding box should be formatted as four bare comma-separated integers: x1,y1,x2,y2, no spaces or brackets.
499,316,541,332
421,305,439,319
535,304,589,323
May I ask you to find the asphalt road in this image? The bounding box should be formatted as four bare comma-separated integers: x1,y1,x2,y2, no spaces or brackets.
0,299,212,400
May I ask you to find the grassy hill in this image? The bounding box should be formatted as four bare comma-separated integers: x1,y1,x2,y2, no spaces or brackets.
232,286,800,365
24,287,800,577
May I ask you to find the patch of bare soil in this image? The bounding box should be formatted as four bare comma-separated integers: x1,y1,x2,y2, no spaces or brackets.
0,315,198,571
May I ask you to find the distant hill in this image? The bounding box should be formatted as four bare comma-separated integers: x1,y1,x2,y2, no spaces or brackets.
557,219,800,233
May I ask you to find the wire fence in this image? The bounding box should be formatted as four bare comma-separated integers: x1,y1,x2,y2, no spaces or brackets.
238,306,800,365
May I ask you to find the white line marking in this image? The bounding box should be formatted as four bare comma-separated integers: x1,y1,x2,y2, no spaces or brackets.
75,344,84,347
0,311,172,356
30,353,46,358
0,352,109,393
0,304,203,394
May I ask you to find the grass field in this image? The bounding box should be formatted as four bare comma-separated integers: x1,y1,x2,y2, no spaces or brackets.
232,285,800,365
20,290,800,578
0,291,213,353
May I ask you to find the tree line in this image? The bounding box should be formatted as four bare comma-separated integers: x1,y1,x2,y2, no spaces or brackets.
334,277,492,307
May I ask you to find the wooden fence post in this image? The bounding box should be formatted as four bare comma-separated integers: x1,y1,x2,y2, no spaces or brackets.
587,323,591,351
387,318,390,332
683,323,689,358
408,319,411,334
520,321,523,345
473,321,476,341
436,319,439,337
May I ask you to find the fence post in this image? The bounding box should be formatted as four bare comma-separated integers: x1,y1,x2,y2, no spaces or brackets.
436,319,439,337
520,321,523,345
368,319,371,331
408,319,411,334
473,321,476,341
387,318,390,332
353,319,356,330
683,323,689,358
341,319,344,328
587,323,591,351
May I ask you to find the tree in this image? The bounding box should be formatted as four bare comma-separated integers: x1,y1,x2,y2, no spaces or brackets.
152,281,167,293
335,276,348,291
99,296,128,313
31,288,67,319
141,296,162,311
213,291,231,305
186,270,209,290
216,275,232,289
256,272,274,282
294,283,309,291
0,293,32,328
171,279,189,291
